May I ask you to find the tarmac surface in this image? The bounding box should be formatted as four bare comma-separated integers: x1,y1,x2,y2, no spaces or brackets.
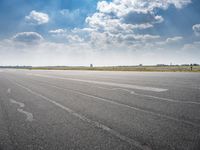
0,69,200,150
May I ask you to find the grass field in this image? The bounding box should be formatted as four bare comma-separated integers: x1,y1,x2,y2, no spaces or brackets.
29,65,200,72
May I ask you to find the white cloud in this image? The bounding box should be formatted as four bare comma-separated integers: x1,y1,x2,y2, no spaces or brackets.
96,0,190,24
183,41,200,51
47,0,190,47
66,35,84,43
169,0,192,9
12,32,44,44
166,36,183,43
97,0,190,22
25,10,49,25
193,24,200,36
98,0,191,15
156,36,183,46
0,35,198,66
60,9,80,18
82,0,190,45
1,37,198,66
49,28,85,43
49,29,67,34
180,41,200,62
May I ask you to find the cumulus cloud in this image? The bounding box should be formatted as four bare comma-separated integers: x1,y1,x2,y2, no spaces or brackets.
94,0,191,28
12,32,44,44
193,24,200,36
48,0,191,47
97,0,191,16
25,10,49,25
81,0,191,46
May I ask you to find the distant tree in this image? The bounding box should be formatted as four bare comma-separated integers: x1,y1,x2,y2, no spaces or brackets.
190,64,193,71
156,64,167,66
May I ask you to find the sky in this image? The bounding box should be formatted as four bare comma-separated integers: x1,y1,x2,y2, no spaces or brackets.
0,0,200,66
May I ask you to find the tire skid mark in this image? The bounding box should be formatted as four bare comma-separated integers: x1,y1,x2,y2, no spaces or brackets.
12,77,200,128
32,80,200,128
7,88,11,94
8,79,152,150
9,99,34,122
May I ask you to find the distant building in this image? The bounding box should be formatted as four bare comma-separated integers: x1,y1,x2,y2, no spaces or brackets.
90,64,93,68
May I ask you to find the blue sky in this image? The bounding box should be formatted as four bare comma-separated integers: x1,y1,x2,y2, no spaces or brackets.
0,0,97,38
0,0,200,66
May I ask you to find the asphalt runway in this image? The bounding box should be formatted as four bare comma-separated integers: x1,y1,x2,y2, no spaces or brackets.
0,69,200,150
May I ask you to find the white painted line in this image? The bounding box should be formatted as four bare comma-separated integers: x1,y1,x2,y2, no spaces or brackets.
10,80,152,150
9,99,34,122
97,86,136,94
96,86,200,105
31,74,168,92
96,86,136,94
